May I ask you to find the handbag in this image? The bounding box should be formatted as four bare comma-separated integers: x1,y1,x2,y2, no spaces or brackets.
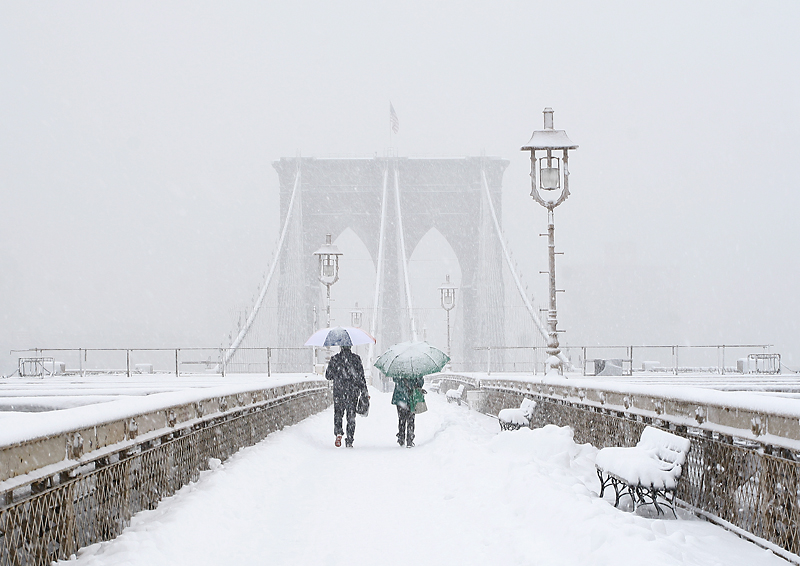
356,389,370,417
411,388,427,414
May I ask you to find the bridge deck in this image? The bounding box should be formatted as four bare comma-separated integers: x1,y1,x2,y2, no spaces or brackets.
65,386,785,566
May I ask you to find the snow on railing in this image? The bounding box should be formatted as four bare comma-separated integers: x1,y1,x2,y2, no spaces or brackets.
471,373,800,562
0,377,332,566
458,372,800,452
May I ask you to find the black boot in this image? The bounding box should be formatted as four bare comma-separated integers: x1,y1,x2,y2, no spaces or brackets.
397,432,405,446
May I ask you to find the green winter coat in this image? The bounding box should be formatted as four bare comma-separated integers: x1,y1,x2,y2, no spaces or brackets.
391,375,425,410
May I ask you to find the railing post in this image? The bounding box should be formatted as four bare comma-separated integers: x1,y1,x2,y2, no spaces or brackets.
582,346,587,376
673,345,678,375
175,349,179,377
629,345,634,376
221,348,226,377
267,347,271,377
126,349,130,378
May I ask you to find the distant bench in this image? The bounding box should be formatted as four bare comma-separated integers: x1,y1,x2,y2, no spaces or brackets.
498,398,536,431
446,384,465,405
595,426,691,516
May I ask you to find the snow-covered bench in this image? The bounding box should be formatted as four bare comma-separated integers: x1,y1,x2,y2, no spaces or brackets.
595,426,691,516
497,398,536,431
446,384,465,405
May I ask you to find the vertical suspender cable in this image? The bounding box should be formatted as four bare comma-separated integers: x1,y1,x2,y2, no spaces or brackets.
368,164,390,368
394,164,418,341
480,167,570,368
225,164,302,366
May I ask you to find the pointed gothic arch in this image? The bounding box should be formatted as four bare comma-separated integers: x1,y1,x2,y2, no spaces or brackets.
271,156,508,370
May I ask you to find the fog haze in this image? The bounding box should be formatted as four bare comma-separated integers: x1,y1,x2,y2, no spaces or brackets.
1,1,798,373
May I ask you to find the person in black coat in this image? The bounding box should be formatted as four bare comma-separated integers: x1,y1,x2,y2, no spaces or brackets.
325,346,368,448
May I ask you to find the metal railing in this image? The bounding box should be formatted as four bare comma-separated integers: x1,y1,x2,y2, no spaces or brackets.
469,344,779,376
0,381,332,566
7,347,313,378
463,377,800,563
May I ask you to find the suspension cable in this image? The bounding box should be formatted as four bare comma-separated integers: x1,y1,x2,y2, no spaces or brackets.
394,164,418,341
367,164,390,367
480,166,570,368
225,164,302,365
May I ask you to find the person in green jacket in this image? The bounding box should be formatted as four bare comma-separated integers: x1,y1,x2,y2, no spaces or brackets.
391,375,424,447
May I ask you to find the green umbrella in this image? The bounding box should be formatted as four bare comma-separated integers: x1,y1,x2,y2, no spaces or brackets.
373,341,450,378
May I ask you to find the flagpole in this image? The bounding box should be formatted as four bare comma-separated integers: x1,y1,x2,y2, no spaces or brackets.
389,101,399,156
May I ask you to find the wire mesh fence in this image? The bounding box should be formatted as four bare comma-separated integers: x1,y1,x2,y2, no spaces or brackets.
0,384,331,566
481,385,800,561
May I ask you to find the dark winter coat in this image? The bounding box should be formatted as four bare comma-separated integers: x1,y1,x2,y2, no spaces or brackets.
325,349,368,403
391,375,424,410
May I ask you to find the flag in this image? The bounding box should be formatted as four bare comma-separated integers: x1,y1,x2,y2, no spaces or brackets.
390,102,399,134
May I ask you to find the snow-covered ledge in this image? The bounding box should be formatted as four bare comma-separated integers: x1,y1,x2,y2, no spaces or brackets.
0,376,330,491
433,372,800,452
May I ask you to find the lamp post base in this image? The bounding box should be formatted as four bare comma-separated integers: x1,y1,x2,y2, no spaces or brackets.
546,354,562,375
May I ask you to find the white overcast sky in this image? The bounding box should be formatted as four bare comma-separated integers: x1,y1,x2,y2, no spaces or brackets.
1,1,799,373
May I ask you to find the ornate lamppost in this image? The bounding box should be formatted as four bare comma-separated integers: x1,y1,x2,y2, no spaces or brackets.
439,274,458,363
521,107,577,375
313,234,343,329
350,302,363,328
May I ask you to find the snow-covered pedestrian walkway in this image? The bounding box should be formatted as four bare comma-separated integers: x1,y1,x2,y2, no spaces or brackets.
64,387,786,566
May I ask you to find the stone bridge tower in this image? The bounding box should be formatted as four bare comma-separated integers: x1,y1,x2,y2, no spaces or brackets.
272,156,508,373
